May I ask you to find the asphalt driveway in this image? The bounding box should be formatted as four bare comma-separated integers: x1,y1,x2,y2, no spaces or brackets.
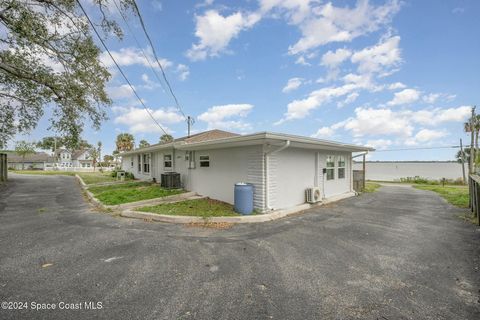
0,174,479,320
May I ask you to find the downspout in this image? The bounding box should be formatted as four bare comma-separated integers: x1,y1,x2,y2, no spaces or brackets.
264,140,290,212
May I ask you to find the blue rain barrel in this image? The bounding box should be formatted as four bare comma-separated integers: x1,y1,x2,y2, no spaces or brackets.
234,183,254,215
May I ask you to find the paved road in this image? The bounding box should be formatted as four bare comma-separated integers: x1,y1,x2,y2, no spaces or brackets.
0,174,479,320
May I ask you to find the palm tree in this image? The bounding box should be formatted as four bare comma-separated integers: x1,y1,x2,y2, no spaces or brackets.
115,133,135,152
159,134,173,144
89,148,99,172
138,139,150,148
15,141,36,170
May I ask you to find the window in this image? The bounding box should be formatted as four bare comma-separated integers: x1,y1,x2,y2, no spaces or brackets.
143,154,150,173
326,155,335,180
164,154,172,168
199,155,210,167
130,156,134,168
338,156,346,179
137,154,141,172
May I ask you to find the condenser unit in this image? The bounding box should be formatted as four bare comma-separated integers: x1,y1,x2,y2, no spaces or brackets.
305,187,322,203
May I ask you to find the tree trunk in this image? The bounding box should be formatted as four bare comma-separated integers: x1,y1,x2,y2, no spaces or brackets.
22,155,25,170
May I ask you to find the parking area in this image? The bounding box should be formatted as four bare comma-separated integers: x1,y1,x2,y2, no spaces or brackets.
0,173,479,319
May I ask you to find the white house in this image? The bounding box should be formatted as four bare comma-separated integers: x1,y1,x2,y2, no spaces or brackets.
54,149,94,168
120,130,373,212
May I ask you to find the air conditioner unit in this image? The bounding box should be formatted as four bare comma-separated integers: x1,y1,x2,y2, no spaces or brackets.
306,187,322,203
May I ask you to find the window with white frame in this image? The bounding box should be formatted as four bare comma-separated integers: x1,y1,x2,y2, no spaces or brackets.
164,154,172,169
326,155,335,180
143,154,150,173
199,155,210,167
338,155,346,179
130,156,134,168
137,154,141,172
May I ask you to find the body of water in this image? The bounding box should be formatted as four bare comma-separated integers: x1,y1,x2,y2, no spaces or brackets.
353,162,464,181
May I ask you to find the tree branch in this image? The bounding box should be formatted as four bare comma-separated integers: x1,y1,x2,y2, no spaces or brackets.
0,60,64,100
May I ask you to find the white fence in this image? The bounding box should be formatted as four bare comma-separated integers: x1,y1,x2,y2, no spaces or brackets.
44,166,115,172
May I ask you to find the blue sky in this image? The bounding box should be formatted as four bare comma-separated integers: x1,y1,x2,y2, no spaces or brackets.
15,0,480,160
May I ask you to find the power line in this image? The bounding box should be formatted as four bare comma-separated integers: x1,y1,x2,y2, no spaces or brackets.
131,0,187,120
374,145,460,152
76,0,169,136
111,0,171,99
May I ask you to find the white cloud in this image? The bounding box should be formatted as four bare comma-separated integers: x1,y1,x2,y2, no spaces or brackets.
197,103,253,130
140,74,161,90
387,88,421,106
187,1,401,61
387,82,406,90
422,93,440,104
282,77,303,93
351,36,402,75
311,126,335,138
176,64,190,81
100,47,172,70
276,72,378,124
365,139,392,150
337,92,359,108
342,107,414,137
414,129,447,143
107,84,135,99
321,105,470,142
320,48,352,68
113,106,184,133
295,55,311,66
410,106,471,124
186,10,261,60
287,0,401,54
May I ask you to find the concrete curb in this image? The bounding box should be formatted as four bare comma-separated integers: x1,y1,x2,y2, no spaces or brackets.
75,174,108,209
121,192,356,224
75,174,196,212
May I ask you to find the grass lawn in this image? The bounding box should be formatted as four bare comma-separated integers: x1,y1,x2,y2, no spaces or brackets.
364,181,381,193
88,182,184,205
11,170,124,185
139,198,240,218
413,184,469,208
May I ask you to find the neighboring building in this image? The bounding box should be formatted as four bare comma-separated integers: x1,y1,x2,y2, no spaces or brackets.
121,130,373,212
54,149,94,168
6,152,55,170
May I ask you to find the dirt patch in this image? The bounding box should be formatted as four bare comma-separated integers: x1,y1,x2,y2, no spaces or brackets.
185,221,235,229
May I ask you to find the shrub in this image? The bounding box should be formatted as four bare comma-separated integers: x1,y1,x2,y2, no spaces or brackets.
110,169,134,179
399,176,465,185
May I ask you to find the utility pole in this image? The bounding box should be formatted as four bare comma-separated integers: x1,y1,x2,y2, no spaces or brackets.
187,116,195,137
460,138,466,184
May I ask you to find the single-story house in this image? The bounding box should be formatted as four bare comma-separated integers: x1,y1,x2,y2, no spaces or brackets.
120,130,373,212
7,152,55,170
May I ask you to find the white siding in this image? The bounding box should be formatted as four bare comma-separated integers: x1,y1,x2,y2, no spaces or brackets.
122,145,353,211
272,148,352,209
176,146,263,209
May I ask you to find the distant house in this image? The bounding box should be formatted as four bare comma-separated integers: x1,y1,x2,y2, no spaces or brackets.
7,152,55,170
54,149,94,168
121,130,373,212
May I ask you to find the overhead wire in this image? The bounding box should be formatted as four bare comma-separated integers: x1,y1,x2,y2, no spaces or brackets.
373,145,460,152
76,0,169,136
111,0,172,102
130,0,187,120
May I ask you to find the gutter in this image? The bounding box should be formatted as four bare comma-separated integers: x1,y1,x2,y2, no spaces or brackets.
352,151,369,159
264,140,290,212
